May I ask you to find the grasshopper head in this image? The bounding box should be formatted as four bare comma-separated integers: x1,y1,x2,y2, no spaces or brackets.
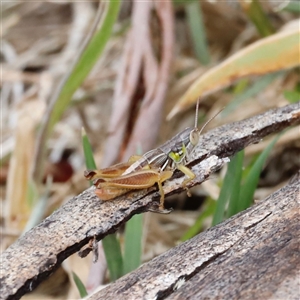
168,127,196,164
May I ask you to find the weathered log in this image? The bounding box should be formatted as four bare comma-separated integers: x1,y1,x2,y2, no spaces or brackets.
89,172,299,300
0,102,299,300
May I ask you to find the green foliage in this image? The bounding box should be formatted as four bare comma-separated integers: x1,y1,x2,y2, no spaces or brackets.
238,133,282,211
72,271,88,298
31,0,121,187
212,150,244,226
123,214,143,274
186,1,210,65
102,234,124,281
181,132,280,237
180,129,285,240
82,128,97,172
225,150,244,219
284,83,300,103
26,177,39,207
244,0,275,37
282,1,300,13
284,90,300,103
213,133,281,225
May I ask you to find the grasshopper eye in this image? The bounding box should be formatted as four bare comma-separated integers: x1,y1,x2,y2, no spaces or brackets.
189,130,199,146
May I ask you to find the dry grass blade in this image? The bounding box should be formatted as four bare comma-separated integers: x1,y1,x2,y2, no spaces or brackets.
6,99,45,232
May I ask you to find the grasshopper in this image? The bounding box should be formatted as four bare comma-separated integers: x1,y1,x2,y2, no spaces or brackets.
85,100,222,211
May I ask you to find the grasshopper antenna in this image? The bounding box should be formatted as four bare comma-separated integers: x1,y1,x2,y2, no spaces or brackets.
198,106,224,136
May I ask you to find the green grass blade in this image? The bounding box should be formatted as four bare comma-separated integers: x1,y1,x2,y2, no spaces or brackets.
282,1,300,13
82,128,97,171
186,1,210,65
244,0,275,37
72,271,88,298
181,198,216,242
232,78,249,95
123,214,143,274
284,90,300,103
48,0,121,134
81,127,124,281
284,84,300,103
212,153,239,226
226,150,244,218
102,234,124,281
239,133,282,211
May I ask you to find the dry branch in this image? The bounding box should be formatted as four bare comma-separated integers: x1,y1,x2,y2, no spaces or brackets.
0,102,299,300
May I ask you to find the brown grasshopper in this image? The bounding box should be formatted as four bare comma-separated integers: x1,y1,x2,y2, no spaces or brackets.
85,100,222,211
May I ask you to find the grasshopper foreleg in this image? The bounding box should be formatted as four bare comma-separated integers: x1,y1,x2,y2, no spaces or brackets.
176,164,196,197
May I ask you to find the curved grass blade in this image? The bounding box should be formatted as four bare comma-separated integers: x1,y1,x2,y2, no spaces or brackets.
72,271,88,298
48,1,121,133
102,234,123,281
82,127,97,172
186,1,210,65
238,133,282,211
212,152,242,226
241,0,275,37
226,150,244,218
